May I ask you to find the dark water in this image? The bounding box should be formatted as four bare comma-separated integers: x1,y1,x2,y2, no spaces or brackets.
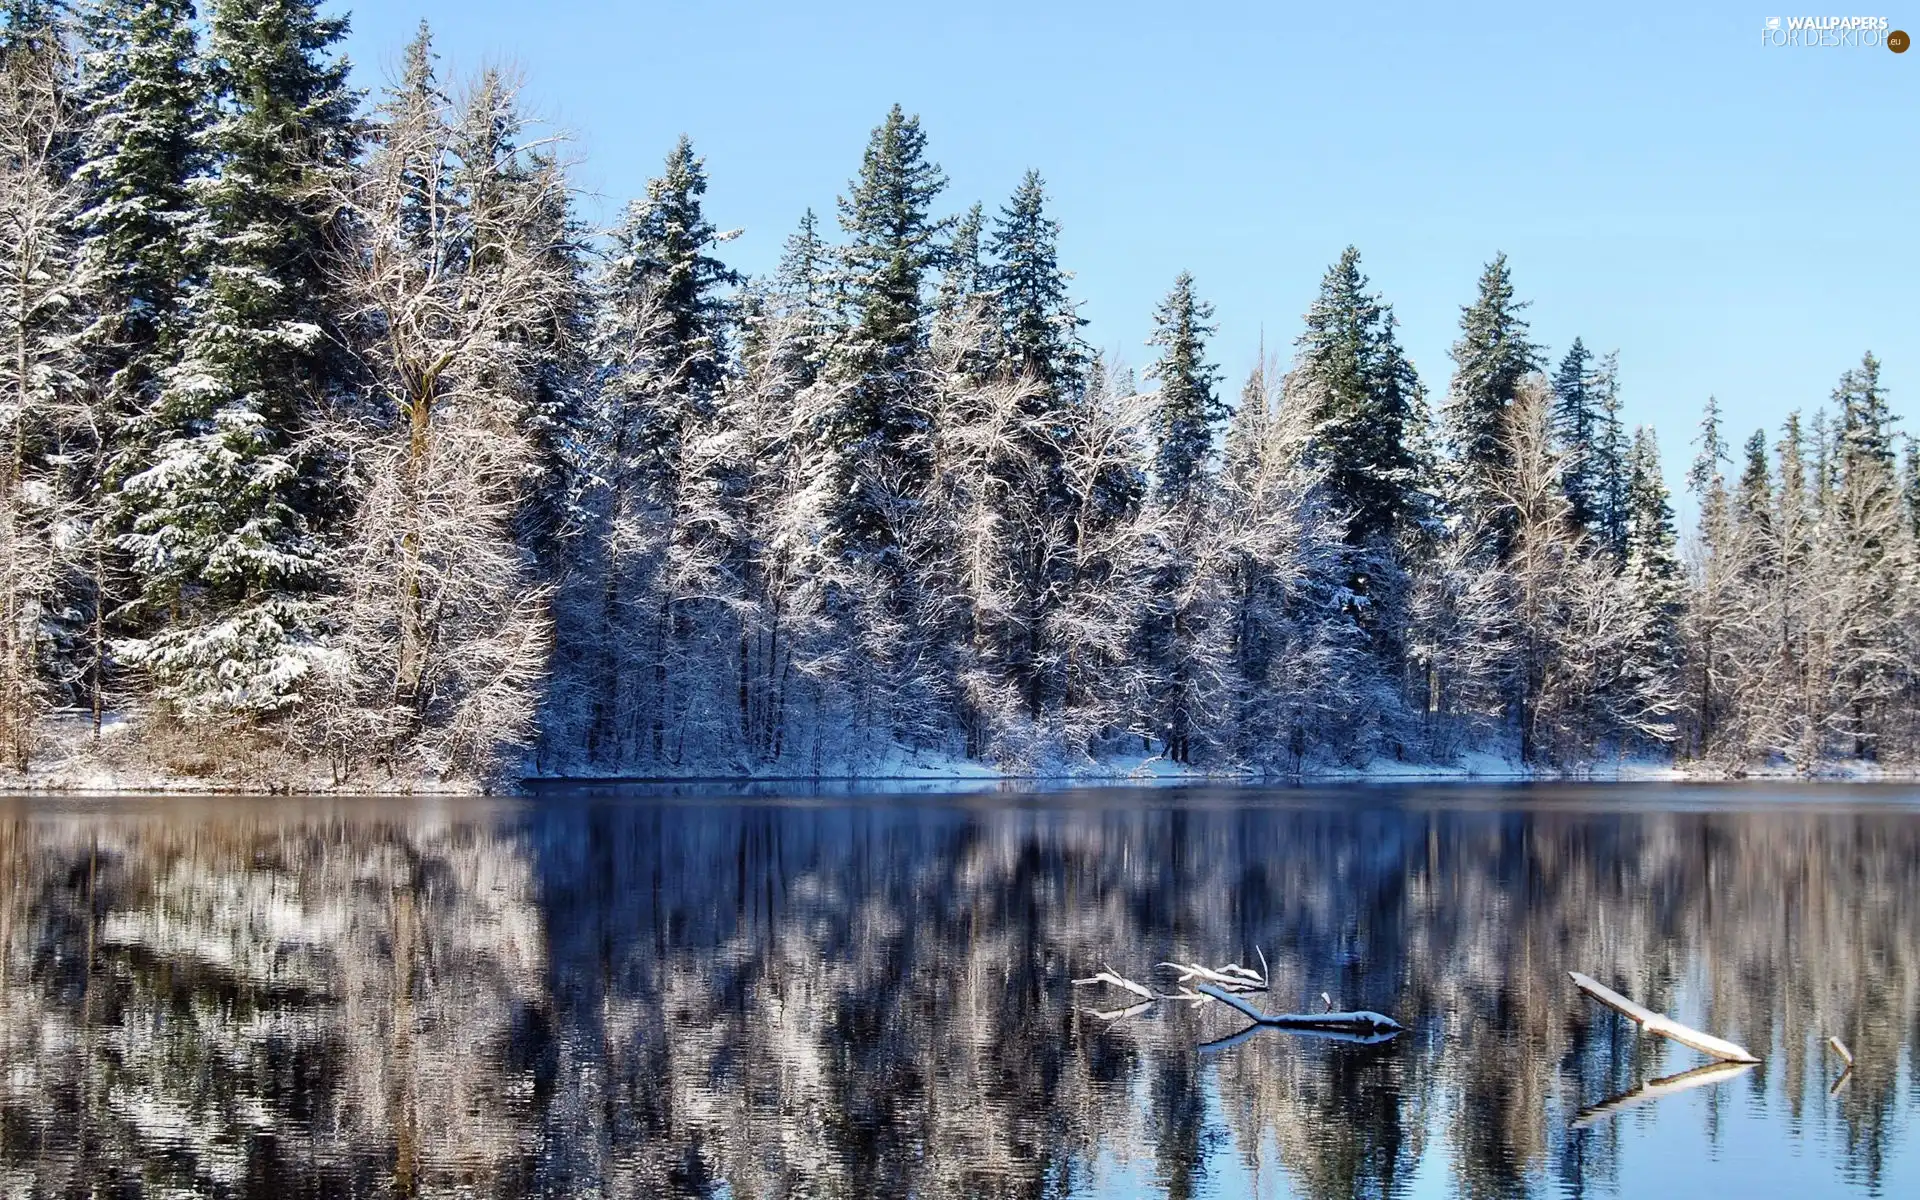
3,784,1918,1199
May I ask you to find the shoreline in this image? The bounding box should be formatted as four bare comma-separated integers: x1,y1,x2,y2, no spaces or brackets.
8,756,1920,797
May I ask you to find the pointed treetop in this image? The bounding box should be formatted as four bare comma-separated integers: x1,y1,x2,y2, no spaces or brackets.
1148,271,1223,504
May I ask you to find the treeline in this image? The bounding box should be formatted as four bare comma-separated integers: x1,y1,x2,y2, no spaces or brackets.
1,2,1914,783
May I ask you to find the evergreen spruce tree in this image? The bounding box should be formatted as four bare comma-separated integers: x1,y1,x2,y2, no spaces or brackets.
826,103,948,557
589,135,742,763
1685,396,1735,757
64,0,207,722
1828,351,1904,758
1904,435,1920,541
599,135,740,476
1621,426,1684,739
73,0,204,417
934,200,985,323
1836,351,1896,479
1146,272,1222,505
114,0,359,719
1589,351,1629,560
987,170,1086,399
1550,338,1603,535
773,206,835,389
1293,245,1425,548
0,0,64,58
1736,429,1773,533
933,200,999,382
1442,253,1541,553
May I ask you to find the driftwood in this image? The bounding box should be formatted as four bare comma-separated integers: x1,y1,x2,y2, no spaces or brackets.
1826,1036,1853,1067
1568,972,1760,1064
1076,954,1404,1049
1571,1060,1757,1130
1194,984,1404,1036
1074,952,1271,1019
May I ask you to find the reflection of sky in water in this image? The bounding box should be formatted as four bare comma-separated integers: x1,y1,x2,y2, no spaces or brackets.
2,784,1918,1198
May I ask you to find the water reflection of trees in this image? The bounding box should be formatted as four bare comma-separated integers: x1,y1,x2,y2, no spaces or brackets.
1,789,1917,1198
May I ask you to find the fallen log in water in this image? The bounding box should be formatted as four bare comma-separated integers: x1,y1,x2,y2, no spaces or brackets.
1194,984,1404,1035
1571,1060,1757,1130
1827,1036,1853,1067
1568,971,1760,1064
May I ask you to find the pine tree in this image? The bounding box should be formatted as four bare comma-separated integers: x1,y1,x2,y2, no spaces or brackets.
933,200,999,382
1133,273,1225,764
1146,272,1222,505
1736,429,1772,534
73,0,204,417
1589,351,1629,560
67,0,208,725
988,170,1085,399
825,104,948,556
0,0,63,58
1442,253,1541,553
934,200,985,324
1550,338,1603,535
1685,396,1736,758
1619,426,1684,745
115,0,359,720
600,135,741,476
1828,351,1905,759
587,135,743,765
1904,435,1920,541
773,206,835,389
1293,246,1426,549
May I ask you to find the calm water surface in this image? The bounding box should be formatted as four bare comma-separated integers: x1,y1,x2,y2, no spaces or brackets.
3,783,1918,1198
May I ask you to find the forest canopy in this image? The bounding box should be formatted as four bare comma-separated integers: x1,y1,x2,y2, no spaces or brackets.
1,2,1914,785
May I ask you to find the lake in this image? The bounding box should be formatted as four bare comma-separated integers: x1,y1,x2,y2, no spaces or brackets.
2,783,1917,1198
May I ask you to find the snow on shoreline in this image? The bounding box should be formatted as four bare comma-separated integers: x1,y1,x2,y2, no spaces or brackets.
12,743,1918,797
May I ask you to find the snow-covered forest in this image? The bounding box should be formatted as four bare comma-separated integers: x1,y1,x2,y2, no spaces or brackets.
2,1,1916,786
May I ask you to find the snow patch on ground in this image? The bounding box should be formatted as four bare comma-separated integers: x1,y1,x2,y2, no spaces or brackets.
5,713,1911,795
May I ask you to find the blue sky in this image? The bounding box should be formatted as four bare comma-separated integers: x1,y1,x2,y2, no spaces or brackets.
337,1,1914,491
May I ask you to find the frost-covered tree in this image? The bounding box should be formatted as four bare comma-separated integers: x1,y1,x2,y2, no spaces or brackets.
1293,246,1427,550
114,0,358,721
1588,351,1629,561
576,134,742,766
1495,377,1578,762
988,170,1085,400
772,206,835,389
1615,427,1684,748
1682,396,1741,760
1134,273,1223,761
1406,516,1513,754
315,46,572,782
824,104,947,557
72,0,204,416
1826,352,1908,760
1213,364,1370,767
1551,338,1603,536
0,24,86,765
1442,253,1540,554
1145,271,1221,506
